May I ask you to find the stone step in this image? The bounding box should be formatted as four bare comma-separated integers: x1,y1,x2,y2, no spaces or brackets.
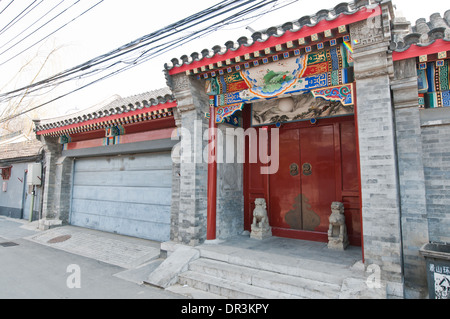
178,270,302,299
166,283,226,299
197,245,362,286
188,258,341,299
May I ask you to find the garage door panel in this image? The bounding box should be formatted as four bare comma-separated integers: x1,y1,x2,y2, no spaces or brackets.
73,170,172,188
74,152,172,172
73,185,171,206
71,198,170,224
70,212,100,229
70,212,170,241
70,152,172,242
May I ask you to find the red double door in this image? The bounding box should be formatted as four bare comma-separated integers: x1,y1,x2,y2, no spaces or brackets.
244,116,361,245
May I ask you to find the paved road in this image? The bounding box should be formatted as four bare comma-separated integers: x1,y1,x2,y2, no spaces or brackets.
0,217,184,299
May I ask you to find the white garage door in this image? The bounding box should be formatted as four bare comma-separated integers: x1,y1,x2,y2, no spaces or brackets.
70,152,172,242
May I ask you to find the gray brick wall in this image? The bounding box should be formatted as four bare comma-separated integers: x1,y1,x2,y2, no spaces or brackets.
392,58,429,298
392,57,450,298
39,136,62,221
170,74,209,245
169,73,245,244
356,75,403,287
216,124,244,239
38,135,74,226
351,13,404,297
421,120,450,243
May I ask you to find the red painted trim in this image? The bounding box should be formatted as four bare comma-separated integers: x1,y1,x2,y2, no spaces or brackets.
64,127,175,151
243,105,250,231
123,117,176,134
36,101,177,136
66,117,176,143
169,6,381,75
65,138,103,150
59,130,105,143
119,127,174,144
334,122,343,202
392,39,450,61
207,105,217,240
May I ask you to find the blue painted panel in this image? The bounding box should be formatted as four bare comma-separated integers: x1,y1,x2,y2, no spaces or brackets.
70,152,172,242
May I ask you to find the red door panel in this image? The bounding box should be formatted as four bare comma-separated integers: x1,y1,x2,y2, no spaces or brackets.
300,125,336,233
269,128,301,229
244,113,361,245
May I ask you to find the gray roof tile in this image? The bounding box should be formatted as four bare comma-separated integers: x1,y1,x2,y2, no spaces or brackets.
34,87,175,132
391,10,450,52
164,0,377,71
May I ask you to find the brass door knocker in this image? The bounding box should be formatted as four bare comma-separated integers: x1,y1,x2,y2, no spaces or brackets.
302,163,312,176
289,163,299,176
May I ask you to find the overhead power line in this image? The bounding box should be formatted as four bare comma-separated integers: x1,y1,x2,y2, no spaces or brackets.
0,0,102,68
0,0,15,16
0,0,41,37
0,0,240,97
0,0,65,52
0,0,299,124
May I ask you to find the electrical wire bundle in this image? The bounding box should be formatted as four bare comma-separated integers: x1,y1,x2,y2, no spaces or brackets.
0,0,299,124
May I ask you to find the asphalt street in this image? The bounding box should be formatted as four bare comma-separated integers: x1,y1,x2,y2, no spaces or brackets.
0,217,184,299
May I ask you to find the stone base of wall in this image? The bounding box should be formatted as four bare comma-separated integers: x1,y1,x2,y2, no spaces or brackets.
38,218,63,231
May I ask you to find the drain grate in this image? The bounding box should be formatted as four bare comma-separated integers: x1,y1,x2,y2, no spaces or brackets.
0,242,19,247
47,234,72,244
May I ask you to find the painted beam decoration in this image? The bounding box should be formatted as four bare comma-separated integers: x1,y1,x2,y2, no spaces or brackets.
204,44,354,124
205,103,244,125
311,84,354,106
417,56,450,108
251,88,354,126
206,44,351,100
103,125,125,146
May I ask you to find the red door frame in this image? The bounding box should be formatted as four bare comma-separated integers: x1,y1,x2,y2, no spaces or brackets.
207,105,218,240
243,88,363,252
268,122,337,242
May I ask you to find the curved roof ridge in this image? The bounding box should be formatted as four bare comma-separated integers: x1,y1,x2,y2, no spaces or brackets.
391,9,450,52
164,0,375,71
34,87,175,132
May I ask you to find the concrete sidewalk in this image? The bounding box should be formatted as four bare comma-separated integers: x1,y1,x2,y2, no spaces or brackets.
0,216,169,287
0,217,184,299
1,216,381,299
24,224,162,270
0,216,40,241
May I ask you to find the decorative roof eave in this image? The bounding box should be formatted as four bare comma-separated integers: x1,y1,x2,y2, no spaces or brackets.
166,4,382,76
34,88,175,134
392,38,450,61
390,8,450,61
35,100,177,137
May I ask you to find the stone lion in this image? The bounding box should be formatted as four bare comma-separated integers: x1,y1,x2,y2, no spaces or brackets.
328,201,349,250
251,198,272,240
252,198,268,229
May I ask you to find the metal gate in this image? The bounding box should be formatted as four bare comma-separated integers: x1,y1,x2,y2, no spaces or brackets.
70,152,172,241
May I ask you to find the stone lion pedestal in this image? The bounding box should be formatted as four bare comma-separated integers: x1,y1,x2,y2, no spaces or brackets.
327,201,349,250
250,198,272,240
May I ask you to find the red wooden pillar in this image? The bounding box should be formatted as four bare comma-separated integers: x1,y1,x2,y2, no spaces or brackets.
207,105,217,240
